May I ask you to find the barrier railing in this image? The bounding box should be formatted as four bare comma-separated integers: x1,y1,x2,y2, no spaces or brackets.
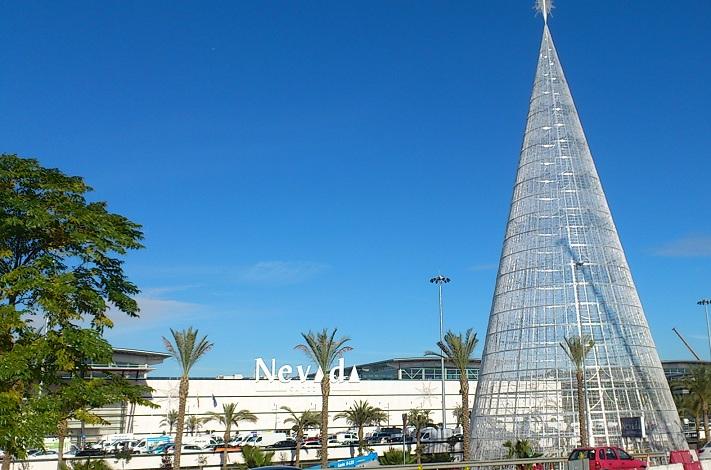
9,449,672,470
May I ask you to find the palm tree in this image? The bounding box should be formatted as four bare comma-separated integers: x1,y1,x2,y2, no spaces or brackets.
295,329,352,469
186,415,202,435
335,400,387,456
161,409,179,434
407,408,432,466
503,439,543,470
242,445,275,468
560,335,595,446
426,328,478,460
202,403,258,470
281,406,321,468
680,366,711,443
163,327,214,470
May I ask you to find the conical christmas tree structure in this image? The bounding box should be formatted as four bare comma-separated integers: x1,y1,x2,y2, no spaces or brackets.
469,3,687,458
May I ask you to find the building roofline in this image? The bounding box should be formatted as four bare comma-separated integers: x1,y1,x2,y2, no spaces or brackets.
113,347,171,358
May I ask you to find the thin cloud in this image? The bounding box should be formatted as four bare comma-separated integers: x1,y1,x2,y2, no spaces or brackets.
108,295,202,329
654,234,711,257
235,261,328,284
467,263,498,272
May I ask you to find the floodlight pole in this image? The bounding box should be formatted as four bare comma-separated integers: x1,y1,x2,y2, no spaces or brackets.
430,275,451,434
698,299,711,360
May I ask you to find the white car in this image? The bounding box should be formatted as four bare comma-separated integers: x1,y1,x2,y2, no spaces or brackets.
699,442,711,460
166,444,203,454
28,450,59,459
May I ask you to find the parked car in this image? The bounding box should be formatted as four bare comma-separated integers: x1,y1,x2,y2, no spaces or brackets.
75,448,105,457
386,433,413,444
112,440,139,453
242,433,289,448
134,436,172,454
366,432,390,444
266,440,297,449
334,433,358,444
303,438,337,447
568,447,647,470
698,442,711,461
28,450,59,459
151,443,175,454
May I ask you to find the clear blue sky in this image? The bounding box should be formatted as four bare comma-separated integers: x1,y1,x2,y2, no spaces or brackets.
1,1,709,377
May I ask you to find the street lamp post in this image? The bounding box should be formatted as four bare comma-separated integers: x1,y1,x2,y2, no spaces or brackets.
430,274,451,434
698,299,711,360
402,413,408,465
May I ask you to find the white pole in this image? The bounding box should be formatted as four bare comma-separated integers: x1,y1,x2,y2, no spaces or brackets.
439,282,447,433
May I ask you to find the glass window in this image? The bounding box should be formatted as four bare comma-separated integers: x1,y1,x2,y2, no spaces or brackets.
598,449,605,460
605,448,617,460
617,449,632,460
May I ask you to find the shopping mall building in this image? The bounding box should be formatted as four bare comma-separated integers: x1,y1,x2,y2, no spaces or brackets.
74,348,707,447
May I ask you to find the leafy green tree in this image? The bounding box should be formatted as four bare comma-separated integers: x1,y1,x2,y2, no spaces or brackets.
163,328,214,470
241,445,274,468
281,406,320,468
161,409,179,434
202,402,257,470
378,448,415,465
560,335,595,446
503,439,543,470
335,400,387,456
426,328,478,459
677,366,711,443
0,155,149,470
407,408,432,466
295,329,352,469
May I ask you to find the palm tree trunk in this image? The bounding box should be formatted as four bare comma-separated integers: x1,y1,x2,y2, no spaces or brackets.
576,370,588,447
460,377,470,460
222,425,230,470
295,431,303,468
2,451,12,470
695,411,702,441
357,426,364,456
57,418,68,470
320,378,330,470
173,376,189,470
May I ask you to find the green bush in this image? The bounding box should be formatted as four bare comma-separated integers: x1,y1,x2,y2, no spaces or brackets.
62,460,114,470
378,448,415,465
241,445,275,468
421,453,452,463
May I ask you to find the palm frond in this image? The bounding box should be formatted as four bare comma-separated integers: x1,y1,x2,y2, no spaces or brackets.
162,327,214,375
559,335,595,371
427,328,479,374
295,328,352,372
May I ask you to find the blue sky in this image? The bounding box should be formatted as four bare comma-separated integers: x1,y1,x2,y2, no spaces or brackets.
1,1,710,377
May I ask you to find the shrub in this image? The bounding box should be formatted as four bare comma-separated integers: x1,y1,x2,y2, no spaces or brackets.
62,460,114,470
378,448,415,465
241,445,275,468
421,453,452,463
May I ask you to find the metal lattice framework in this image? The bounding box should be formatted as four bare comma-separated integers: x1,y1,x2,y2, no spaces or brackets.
469,21,687,458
